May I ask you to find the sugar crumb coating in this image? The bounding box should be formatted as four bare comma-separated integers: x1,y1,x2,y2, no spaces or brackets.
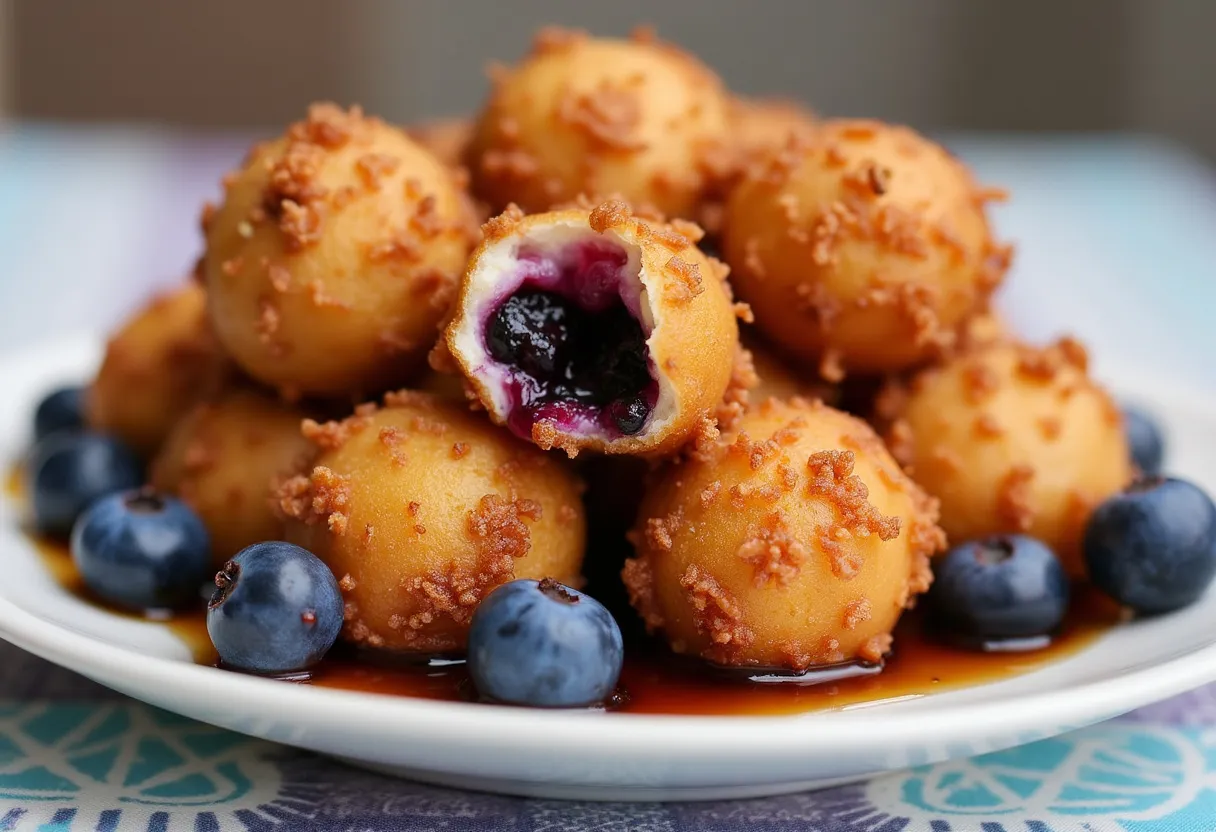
276,389,586,653
203,103,476,398
466,27,733,219
151,385,315,564
445,199,740,458
722,119,1012,379
623,397,943,670
885,338,1132,576
87,282,229,458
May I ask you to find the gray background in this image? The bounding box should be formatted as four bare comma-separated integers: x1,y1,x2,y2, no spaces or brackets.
3,0,1215,158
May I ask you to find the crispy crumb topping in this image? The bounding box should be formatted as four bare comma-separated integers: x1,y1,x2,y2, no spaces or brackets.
679,564,755,664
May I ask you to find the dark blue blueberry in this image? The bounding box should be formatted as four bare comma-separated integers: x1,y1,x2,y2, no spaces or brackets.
927,535,1070,642
1123,406,1165,475
207,542,343,674
467,578,624,707
71,489,211,611
34,386,87,441
28,433,143,538
1084,476,1216,614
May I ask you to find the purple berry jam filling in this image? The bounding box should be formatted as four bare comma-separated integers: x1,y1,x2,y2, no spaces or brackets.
482,240,658,440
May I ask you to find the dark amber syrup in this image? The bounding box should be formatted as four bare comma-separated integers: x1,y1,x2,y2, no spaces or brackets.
8,466,1120,716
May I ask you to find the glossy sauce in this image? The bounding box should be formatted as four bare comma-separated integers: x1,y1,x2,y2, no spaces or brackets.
26,530,1120,716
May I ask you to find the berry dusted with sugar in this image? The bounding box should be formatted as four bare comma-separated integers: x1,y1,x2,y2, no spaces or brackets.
1084,477,1216,614
445,200,743,458
277,390,586,653
623,398,945,671
207,541,344,674
723,120,1011,378
34,386,86,441
1123,405,1165,475
467,578,624,707
28,433,144,538
203,103,475,397
151,385,316,564
927,535,1069,643
87,282,227,457
885,338,1132,577
71,490,212,611
467,27,732,218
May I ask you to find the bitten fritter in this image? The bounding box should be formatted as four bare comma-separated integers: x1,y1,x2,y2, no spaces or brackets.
151,386,315,565
466,27,732,219
885,338,1132,576
623,397,944,670
277,391,586,653
203,103,474,398
87,282,227,457
445,199,743,458
722,119,1012,380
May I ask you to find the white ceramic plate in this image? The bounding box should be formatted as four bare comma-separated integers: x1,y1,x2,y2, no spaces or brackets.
1,336,1215,802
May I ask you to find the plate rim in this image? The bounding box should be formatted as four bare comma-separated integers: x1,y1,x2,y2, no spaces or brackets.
1,335,1215,771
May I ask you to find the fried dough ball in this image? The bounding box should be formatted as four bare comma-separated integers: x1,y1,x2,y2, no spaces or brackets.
203,103,473,398
277,391,586,653
151,386,313,564
445,200,741,458
959,308,1011,349
723,119,1012,379
406,117,474,170
730,96,818,164
623,397,944,670
467,27,731,218
87,283,226,457
886,338,1132,576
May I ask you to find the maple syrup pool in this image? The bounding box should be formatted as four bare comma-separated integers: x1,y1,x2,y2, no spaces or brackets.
9,464,1119,716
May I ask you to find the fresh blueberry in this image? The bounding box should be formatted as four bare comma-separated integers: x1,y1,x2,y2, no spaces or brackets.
927,535,1070,642
467,578,624,707
207,542,343,674
71,489,211,610
34,385,87,441
28,433,143,538
1123,406,1165,475
1084,476,1216,614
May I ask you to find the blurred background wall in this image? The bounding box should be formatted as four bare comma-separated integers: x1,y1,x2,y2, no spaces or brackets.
2,0,1215,159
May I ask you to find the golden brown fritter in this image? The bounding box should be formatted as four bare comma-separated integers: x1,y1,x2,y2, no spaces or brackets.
467,27,732,219
885,338,1132,576
203,103,475,398
624,397,944,670
277,390,586,653
723,119,1012,379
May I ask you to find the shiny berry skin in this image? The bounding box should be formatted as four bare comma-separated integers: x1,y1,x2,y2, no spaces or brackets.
207,542,343,674
467,578,624,708
34,385,86,441
927,535,1070,642
71,489,211,611
28,433,143,538
1084,476,1216,614
1122,406,1165,475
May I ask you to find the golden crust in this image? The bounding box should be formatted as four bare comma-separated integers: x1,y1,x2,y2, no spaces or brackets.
87,282,228,457
203,103,475,397
277,390,586,653
624,397,943,670
722,120,1012,377
467,29,732,218
886,338,1132,576
445,199,740,458
151,385,315,564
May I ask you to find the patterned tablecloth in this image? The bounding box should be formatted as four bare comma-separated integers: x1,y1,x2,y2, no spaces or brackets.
0,124,1215,831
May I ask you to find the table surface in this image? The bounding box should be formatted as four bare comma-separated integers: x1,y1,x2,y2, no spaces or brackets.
0,125,1214,831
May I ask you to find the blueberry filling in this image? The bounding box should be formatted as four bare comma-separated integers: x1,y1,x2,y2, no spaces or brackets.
483,241,657,439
